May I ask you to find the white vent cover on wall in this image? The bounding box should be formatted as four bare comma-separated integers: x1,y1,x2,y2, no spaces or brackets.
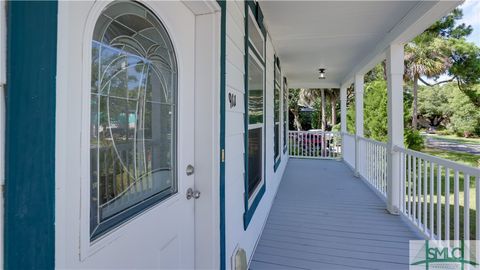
232,247,247,270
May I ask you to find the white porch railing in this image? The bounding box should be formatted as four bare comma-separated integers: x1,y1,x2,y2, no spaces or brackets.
358,136,387,197
288,131,341,159
342,133,355,168
395,146,480,241
342,134,480,241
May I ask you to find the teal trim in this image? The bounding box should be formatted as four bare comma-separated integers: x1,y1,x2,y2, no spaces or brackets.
5,1,58,269
243,0,250,229
274,157,281,172
217,1,226,270
243,0,266,230
283,76,288,153
248,43,265,66
273,55,281,165
243,184,265,229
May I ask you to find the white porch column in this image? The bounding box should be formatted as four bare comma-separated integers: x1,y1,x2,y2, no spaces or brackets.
340,86,347,133
354,74,364,176
386,44,404,215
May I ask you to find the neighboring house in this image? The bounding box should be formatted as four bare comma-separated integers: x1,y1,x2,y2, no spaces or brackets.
0,0,472,270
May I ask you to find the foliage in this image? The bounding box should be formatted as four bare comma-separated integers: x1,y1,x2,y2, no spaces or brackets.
404,129,424,151
417,84,452,126
405,35,451,81
448,39,480,105
447,86,480,137
331,123,341,132
404,8,480,129
363,80,388,142
420,8,480,107
425,8,473,39
346,100,356,134
404,34,451,129
416,83,480,137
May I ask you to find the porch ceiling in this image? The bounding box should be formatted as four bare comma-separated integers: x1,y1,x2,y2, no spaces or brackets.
259,0,462,89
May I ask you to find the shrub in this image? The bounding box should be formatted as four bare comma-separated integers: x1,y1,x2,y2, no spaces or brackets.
331,123,341,132
404,129,424,151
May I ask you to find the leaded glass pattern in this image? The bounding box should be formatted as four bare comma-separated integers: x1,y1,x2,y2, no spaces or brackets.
90,1,177,239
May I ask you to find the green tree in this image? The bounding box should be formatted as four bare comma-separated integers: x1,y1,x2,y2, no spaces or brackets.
417,84,452,127
404,35,451,130
288,89,303,130
448,86,480,137
363,80,388,141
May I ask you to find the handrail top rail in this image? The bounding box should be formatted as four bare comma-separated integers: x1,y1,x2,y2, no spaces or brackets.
341,132,355,137
394,145,480,176
357,136,387,147
288,130,340,135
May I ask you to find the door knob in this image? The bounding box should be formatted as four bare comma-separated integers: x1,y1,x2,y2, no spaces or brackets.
186,188,201,200
186,164,194,176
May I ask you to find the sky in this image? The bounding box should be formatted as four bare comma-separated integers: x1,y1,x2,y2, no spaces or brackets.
422,0,480,84
459,0,480,46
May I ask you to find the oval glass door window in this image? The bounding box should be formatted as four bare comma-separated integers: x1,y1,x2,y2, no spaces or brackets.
90,1,177,240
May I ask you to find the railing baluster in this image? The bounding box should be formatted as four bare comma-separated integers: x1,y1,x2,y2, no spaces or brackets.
413,156,417,223
454,170,459,240
445,168,450,241
430,161,435,238
298,131,305,157
402,152,406,213
383,147,387,195
408,154,412,218
476,176,480,241
365,144,372,179
418,157,422,226
375,144,379,189
464,173,470,240
437,165,442,240
423,159,428,231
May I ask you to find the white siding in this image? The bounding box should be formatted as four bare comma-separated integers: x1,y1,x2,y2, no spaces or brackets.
224,1,289,269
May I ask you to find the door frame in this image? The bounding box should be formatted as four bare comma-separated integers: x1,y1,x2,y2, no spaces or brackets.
55,0,221,268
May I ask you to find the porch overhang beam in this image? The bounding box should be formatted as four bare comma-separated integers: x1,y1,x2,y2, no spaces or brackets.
340,0,462,87
289,82,340,89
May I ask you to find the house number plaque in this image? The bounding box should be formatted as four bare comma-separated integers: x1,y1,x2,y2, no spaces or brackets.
228,92,237,108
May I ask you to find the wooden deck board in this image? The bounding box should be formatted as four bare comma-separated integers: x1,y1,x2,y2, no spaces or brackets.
250,159,421,270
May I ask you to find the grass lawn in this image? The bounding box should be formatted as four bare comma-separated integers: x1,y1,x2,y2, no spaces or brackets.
424,133,480,145
422,147,480,168
409,147,480,239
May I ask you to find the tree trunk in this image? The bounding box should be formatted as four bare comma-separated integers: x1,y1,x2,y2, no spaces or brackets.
331,93,337,126
321,89,326,131
412,76,419,130
291,109,302,131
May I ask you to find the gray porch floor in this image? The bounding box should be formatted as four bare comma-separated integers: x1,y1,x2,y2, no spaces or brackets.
250,159,421,270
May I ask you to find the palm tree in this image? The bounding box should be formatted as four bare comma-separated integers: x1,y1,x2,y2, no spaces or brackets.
404,35,451,129
288,89,303,131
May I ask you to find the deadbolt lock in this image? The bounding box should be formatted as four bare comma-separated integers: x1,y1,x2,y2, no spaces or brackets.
186,188,201,200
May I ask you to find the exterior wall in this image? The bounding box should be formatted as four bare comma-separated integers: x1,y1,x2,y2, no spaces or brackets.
224,1,288,268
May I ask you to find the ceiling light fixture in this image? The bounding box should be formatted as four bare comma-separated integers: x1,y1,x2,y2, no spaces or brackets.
318,68,326,79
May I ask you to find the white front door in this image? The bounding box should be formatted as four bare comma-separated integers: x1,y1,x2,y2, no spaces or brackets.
56,1,196,268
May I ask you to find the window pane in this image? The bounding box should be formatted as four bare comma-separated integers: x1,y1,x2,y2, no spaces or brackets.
274,123,279,159
274,84,280,159
283,80,288,148
248,53,263,125
274,64,280,86
248,13,264,59
274,84,280,123
90,1,177,239
248,127,262,195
